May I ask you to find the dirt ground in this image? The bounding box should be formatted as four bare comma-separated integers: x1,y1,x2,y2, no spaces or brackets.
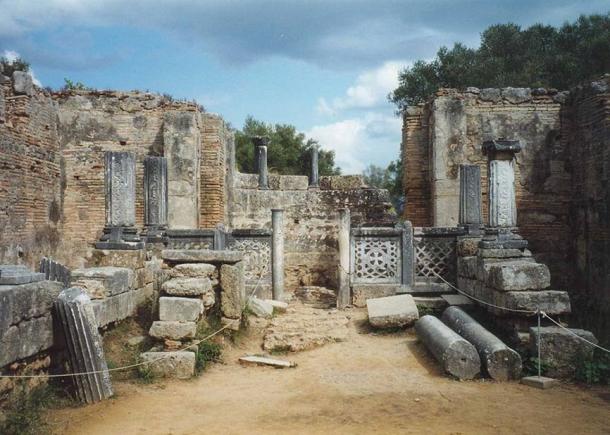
47,309,610,435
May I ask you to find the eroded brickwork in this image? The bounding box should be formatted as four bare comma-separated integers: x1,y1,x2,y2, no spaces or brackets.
0,81,62,265
200,113,229,227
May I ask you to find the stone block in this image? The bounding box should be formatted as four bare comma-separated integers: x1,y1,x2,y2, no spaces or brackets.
478,248,527,259
169,263,216,279
220,262,245,319
529,326,598,378
149,321,196,340
161,277,212,296
521,376,558,389
320,175,366,190
501,87,531,104
247,297,274,318
494,290,571,316
159,297,203,322
89,249,146,269
457,238,480,257
139,351,195,379
0,315,54,368
367,294,419,328
458,256,478,279
265,299,288,313
457,277,481,297
351,284,400,308
441,294,475,308
0,265,45,285
0,281,63,335
91,287,148,327
479,88,501,102
162,249,243,264
485,261,550,291
71,267,133,299
12,71,34,96
278,175,309,190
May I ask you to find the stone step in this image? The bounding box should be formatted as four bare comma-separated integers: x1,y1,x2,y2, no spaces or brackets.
161,277,212,296
413,296,448,311
139,351,195,379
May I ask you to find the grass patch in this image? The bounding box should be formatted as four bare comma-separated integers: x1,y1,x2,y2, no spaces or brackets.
522,356,554,377
575,349,610,385
135,363,156,384
195,341,222,373
269,345,291,356
0,383,74,435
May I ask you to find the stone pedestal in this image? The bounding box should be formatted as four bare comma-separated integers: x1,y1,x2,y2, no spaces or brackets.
96,152,143,249
309,146,319,188
271,209,285,301
143,156,168,242
458,164,482,234
337,208,351,309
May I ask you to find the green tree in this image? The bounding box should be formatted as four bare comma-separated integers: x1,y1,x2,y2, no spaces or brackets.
0,56,30,76
389,13,610,112
362,159,403,210
234,116,341,176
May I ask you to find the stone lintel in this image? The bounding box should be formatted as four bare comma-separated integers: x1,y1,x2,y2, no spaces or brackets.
162,249,244,264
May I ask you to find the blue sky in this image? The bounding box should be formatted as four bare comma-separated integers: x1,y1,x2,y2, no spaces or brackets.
1,0,608,173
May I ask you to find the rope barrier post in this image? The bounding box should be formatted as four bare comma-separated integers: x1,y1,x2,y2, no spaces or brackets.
537,308,541,378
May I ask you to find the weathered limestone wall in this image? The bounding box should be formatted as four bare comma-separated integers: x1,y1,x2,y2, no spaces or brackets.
0,73,62,265
403,87,571,286
565,78,610,341
230,173,395,290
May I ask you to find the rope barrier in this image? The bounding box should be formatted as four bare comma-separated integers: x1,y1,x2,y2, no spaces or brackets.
0,265,268,379
430,270,537,315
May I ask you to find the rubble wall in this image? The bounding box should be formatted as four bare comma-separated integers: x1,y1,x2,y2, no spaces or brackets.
0,76,63,266
402,88,571,287
565,78,610,341
230,174,395,290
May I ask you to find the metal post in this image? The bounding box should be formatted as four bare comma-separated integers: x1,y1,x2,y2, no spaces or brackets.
537,310,541,378
271,209,284,301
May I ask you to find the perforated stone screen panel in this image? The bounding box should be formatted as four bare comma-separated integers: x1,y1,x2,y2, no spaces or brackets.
351,235,402,285
413,232,458,283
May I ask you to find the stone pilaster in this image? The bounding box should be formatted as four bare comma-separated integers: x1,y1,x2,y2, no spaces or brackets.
459,164,482,234
484,140,520,228
143,156,168,242
309,146,319,188
96,151,143,249
337,208,351,309
271,209,284,301
401,220,415,289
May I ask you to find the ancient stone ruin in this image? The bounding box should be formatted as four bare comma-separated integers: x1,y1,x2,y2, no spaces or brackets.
0,66,608,415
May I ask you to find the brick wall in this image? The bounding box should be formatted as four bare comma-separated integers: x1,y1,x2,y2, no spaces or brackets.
565,78,610,341
200,113,230,227
0,79,62,265
402,105,431,227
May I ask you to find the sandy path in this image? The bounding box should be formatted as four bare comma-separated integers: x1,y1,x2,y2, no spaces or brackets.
48,311,610,435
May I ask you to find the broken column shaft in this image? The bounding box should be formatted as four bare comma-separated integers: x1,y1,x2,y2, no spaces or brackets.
309,146,319,188
459,164,482,234
337,208,351,309
271,209,284,301
441,306,522,381
415,315,481,380
55,287,113,404
143,156,168,242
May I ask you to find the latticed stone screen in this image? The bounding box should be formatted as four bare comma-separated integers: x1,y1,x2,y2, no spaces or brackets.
226,236,272,286
352,236,402,284
413,227,461,284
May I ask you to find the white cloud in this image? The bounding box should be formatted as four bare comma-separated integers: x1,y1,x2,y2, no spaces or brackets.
317,61,407,116
2,49,42,86
306,112,401,174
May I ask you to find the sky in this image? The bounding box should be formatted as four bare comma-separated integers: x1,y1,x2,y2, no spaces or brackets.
1,0,608,173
